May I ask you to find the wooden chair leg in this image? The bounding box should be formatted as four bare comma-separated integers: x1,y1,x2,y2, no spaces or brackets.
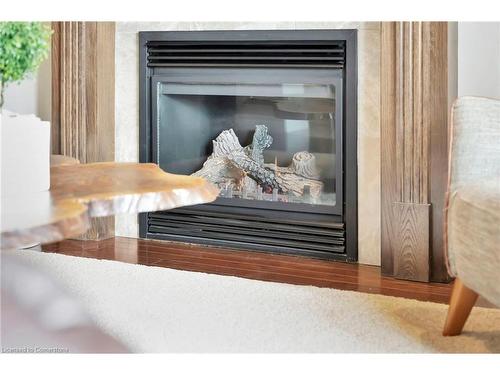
443,278,479,336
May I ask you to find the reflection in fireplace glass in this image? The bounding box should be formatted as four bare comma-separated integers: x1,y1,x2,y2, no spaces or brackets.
157,82,337,206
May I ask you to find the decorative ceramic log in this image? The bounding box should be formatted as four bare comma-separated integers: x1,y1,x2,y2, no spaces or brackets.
227,151,279,189
191,157,245,189
192,129,246,189
267,159,323,198
275,173,323,198
248,124,273,165
191,125,324,198
290,151,320,179
211,129,243,157
267,151,323,197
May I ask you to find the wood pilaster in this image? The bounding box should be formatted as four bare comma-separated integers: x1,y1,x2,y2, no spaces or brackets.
381,22,451,282
51,22,116,240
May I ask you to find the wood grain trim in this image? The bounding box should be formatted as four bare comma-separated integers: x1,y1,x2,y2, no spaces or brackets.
395,22,429,205
95,22,115,163
380,22,398,276
50,22,61,154
426,22,451,282
393,202,430,282
381,22,450,282
51,22,116,240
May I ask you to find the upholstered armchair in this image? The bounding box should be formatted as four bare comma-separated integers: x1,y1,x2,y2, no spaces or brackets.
443,96,500,336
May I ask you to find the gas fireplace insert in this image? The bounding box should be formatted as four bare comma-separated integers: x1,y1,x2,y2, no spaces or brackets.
139,29,357,261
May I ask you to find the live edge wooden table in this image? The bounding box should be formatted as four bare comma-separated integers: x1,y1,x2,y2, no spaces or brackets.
0,162,218,250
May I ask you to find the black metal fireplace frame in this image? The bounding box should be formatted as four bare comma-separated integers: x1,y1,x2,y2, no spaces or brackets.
138,29,358,262
150,67,344,216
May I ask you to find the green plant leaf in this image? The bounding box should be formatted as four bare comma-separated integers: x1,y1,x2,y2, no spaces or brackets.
0,22,52,87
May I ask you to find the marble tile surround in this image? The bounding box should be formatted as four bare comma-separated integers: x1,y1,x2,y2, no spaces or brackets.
115,22,381,266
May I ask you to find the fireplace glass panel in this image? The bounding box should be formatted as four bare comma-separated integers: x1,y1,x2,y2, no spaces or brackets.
156,80,341,207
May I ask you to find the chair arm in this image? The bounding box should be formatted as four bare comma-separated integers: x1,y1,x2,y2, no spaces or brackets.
447,178,500,306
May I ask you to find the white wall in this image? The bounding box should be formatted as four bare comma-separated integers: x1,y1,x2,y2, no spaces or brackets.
2,46,51,121
3,76,38,115
458,22,500,98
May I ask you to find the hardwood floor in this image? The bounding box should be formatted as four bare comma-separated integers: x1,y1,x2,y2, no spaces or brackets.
42,236,454,304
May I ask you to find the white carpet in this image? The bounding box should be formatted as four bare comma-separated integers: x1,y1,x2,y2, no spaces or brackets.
13,251,500,353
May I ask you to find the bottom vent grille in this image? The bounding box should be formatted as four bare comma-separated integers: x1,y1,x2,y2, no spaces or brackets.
146,208,345,259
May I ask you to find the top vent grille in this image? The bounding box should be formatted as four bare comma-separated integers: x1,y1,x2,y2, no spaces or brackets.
146,40,346,68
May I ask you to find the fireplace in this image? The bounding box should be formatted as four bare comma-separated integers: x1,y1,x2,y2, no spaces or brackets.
139,30,357,261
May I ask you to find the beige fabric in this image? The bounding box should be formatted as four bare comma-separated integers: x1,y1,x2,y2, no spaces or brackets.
449,97,500,192
448,179,500,305
447,97,500,306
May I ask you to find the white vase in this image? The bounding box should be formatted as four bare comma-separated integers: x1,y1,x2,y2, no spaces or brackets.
1,110,51,195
